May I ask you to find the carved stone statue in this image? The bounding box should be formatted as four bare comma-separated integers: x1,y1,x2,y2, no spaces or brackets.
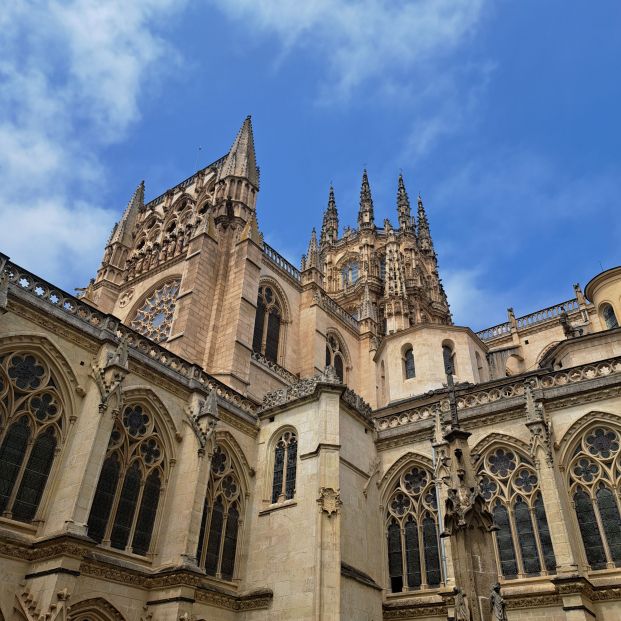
490,583,508,621
453,587,471,621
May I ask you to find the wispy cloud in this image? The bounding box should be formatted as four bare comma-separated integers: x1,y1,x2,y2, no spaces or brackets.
211,0,486,101
0,1,185,287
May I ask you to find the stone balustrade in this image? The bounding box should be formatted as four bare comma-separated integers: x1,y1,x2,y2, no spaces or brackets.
251,351,299,384
262,242,301,283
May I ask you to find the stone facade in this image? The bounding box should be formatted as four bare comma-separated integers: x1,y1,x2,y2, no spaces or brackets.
0,118,621,620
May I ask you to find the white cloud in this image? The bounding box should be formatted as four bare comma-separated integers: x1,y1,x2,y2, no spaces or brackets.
0,0,184,288
211,0,486,101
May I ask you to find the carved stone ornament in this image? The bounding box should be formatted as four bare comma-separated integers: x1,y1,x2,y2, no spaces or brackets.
91,338,130,414
443,481,495,536
524,380,554,466
317,487,342,517
118,288,135,308
0,268,9,313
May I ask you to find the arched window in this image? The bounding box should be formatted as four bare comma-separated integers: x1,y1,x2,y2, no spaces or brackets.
341,261,359,287
567,425,621,569
87,403,167,556
271,430,297,503
196,445,243,580
403,347,415,380
0,352,64,522
130,279,181,343
478,446,556,578
252,285,283,363
442,342,455,376
601,304,619,330
386,465,442,592
326,333,346,382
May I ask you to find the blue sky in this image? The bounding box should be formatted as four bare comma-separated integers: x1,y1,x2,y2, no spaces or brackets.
1,0,620,330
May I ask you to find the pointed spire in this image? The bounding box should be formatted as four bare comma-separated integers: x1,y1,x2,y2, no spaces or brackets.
417,193,433,252
359,282,377,322
109,181,145,246
304,227,319,270
397,174,413,232
219,116,259,189
358,169,375,229
320,184,339,246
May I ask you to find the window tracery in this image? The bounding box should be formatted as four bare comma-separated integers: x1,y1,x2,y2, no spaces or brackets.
477,446,556,578
196,445,243,580
130,280,180,343
87,403,166,556
567,424,621,569
271,430,297,503
325,334,346,382
252,284,283,363
341,260,359,287
385,464,442,592
0,352,64,522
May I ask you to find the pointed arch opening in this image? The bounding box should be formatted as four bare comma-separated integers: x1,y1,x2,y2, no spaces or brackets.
325,331,349,383
252,281,289,365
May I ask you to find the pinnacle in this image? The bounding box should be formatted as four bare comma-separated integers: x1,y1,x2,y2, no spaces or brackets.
220,116,259,188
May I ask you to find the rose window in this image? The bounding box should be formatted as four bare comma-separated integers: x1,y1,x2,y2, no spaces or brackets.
122,405,149,437
390,492,411,516
8,354,45,390
514,469,538,492
479,475,497,500
573,458,598,482
586,428,619,459
130,280,180,343
30,392,58,421
488,448,516,477
403,467,427,493
211,447,227,474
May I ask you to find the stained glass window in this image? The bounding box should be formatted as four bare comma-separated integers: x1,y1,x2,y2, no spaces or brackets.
87,403,166,556
130,280,180,343
478,446,556,578
196,444,243,581
601,303,619,330
272,431,297,503
568,425,621,569
341,261,359,286
252,285,283,363
386,464,442,592
404,347,415,379
0,352,64,523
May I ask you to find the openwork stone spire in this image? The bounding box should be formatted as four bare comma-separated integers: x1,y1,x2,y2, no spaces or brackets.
304,227,319,270
109,180,145,247
357,170,375,230
320,185,339,247
359,282,377,323
219,116,260,189
397,174,413,232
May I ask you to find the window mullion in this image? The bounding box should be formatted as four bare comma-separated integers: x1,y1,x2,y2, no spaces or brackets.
508,505,526,578
529,503,546,575
199,491,213,568
261,309,269,355
400,524,408,591
103,463,126,545
419,519,428,590
127,477,147,553
592,488,614,567
217,511,229,579
5,434,35,517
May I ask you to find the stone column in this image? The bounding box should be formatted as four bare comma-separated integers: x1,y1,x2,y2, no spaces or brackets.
524,381,584,575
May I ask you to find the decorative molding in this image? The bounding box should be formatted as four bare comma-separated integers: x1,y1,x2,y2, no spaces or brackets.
317,487,342,517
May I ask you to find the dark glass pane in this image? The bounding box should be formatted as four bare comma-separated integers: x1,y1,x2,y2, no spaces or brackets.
87,455,120,543
423,515,441,586
0,417,30,513
326,345,331,367
272,444,285,503
334,355,344,382
405,349,415,379
388,521,403,592
205,497,224,575
13,428,56,521
513,497,541,575
196,496,210,566
285,440,297,500
221,504,239,580
596,486,621,566
252,296,265,354
534,493,556,572
442,346,453,375
110,463,141,550
265,312,280,362
493,504,518,577
574,489,607,569
404,519,421,588
132,470,161,555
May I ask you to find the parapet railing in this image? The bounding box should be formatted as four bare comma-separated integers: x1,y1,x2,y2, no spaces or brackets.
313,289,360,333
476,298,582,342
1,255,259,415
250,352,299,384
262,242,301,282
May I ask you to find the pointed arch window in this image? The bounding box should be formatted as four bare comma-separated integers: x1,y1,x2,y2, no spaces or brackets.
386,465,442,592
567,425,621,569
403,347,415,380
130,280,180,343
196,445,243,580
87,403,167,556
341,261,359,287
271,430,297,503
252,285,283,363
326,334,346,382
0,353,64,522
478,447,556,578
601,304,619,330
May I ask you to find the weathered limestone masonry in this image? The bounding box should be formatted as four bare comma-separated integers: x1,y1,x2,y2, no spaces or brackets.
1,118,621,620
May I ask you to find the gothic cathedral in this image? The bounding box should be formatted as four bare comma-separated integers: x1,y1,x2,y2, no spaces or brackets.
1,117,621,621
